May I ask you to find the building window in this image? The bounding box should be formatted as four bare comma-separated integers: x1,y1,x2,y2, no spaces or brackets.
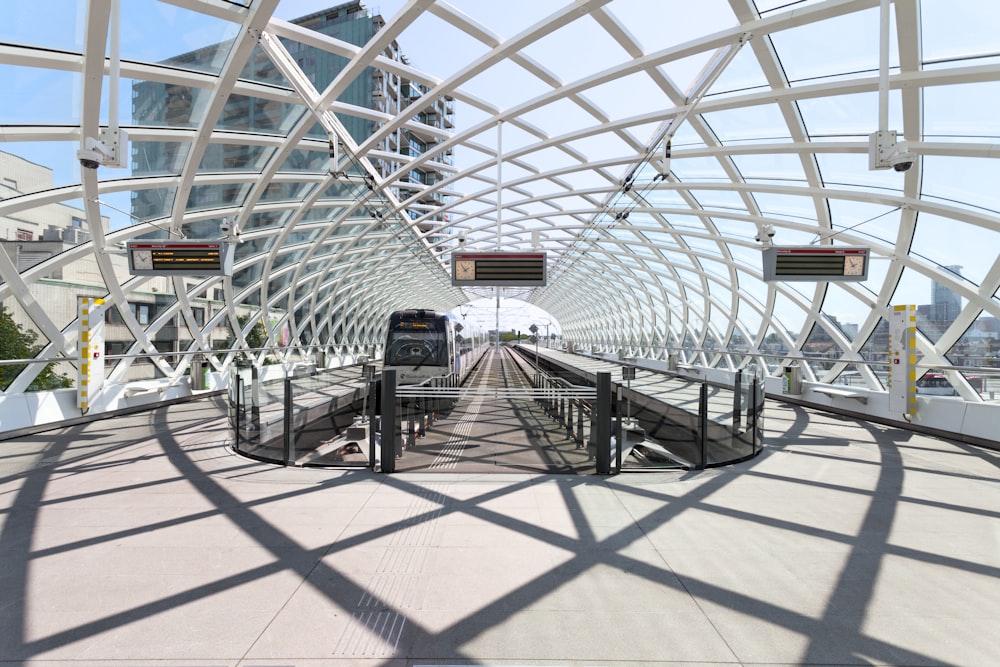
105,341,129,357
105,307,124,325
16,229,33,241
135,303,151,325
192,307,205,327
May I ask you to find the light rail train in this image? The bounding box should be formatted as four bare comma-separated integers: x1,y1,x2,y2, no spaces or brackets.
916,371,984,396
383,309,488,385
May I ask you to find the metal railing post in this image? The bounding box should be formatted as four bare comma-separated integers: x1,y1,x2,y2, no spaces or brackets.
615,384,622,473
191,354,204,391
381,369,397,473
233,375,242,452
698,382,708,470
733,369,743,429
368,375,377,471
732,369,743,452
596,372,612,474
407,403,416,450
282,377,293,466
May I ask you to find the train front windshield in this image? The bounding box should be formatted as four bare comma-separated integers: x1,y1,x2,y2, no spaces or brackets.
385,318,448,368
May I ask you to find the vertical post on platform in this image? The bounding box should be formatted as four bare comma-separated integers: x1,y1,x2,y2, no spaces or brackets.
732,369,743,429
191,354,204,391
750,376,761,454
283,377,293,466
407,403,416,450
615,384,623,473
233,375,242,452
427,377,436,422
732,369,743,451
596,372,612,474
368,374,377,471
381,369,397,473
698,382,708,470
250,365,261,435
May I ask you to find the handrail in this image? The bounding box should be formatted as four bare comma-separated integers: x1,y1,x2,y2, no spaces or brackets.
0,343,369,367
3,343,999,377
581,345,1000,375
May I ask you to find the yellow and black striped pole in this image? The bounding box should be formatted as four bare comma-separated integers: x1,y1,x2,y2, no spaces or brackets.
888,304,917,419
77,297,105,414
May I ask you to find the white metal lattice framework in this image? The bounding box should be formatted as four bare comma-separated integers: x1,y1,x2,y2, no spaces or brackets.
1,0,1000,421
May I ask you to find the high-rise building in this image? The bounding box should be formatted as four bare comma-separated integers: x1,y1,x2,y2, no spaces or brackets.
916,265,963,341
131,1,455,229
931,265,963,322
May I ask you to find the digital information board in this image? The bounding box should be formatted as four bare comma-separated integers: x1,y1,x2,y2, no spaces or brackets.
451,252,547,287
762,246,869,282
127,240,235,277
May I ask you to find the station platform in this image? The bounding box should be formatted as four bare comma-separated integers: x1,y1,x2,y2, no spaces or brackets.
1,394,998,665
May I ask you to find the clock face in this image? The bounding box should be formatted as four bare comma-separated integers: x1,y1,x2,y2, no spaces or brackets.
455,259,475,281
843,254,865,276
132,249,153,271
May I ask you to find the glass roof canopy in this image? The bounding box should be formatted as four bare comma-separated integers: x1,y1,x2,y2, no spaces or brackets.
2,0,1000,424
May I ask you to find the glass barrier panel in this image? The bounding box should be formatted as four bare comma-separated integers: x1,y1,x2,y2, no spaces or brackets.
287,367,370,467
228,366,286,462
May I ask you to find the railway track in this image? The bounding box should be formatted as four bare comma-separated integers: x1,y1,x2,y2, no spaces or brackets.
394,347,590,471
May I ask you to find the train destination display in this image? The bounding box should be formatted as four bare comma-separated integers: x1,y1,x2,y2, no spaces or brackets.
127,240,235,276
451,252,547,286
762,246,869,282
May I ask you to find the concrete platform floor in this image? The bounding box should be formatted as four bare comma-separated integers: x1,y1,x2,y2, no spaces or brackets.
1,396,998,666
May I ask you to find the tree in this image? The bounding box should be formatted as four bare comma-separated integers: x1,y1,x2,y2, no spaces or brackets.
0,306,72,391
229,313,270,366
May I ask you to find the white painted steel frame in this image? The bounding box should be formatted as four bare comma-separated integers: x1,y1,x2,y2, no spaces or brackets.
0,0,998,425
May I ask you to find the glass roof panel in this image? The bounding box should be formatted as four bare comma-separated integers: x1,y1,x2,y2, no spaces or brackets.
131,80,214,129
701,103,795,144
798,92,885,139
0,67,80,125
770,7,884,83
215,95,309,135
814,153,907,192
731,152,809,183
121,0,240,74
3,1,83,51
583,72,672,123
924,81,1000,141
197,143,274,173
0,144,85,194
921,0,1000,62
669,156,732,181
921,156,1000,214
704,41,772,98
911,213,997,286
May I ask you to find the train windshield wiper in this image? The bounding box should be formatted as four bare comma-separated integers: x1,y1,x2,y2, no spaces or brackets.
412,345,437,372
